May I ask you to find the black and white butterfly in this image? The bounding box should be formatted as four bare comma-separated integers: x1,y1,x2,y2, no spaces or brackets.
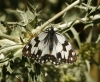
22,27,77,65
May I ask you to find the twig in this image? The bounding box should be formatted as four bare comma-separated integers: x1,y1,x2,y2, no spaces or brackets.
52,14,100,30
34,0,80,35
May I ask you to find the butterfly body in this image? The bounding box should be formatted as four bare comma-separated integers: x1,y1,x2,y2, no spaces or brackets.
44,28,58,54
22,27,77,65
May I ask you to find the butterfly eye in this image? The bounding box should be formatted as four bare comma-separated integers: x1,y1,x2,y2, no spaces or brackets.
22,28,77,65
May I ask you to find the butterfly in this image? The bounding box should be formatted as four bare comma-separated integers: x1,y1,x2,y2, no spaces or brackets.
22,27,77,65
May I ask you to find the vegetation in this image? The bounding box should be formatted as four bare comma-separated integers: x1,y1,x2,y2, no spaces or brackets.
0,0,100,82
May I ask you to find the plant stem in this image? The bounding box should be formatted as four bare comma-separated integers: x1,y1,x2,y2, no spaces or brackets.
35,0,80,34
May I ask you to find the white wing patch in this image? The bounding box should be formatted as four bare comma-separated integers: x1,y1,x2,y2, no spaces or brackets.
55,42,63,52
38,32,47,40
41,43,49,56
22,28,77,65
56,33,66,44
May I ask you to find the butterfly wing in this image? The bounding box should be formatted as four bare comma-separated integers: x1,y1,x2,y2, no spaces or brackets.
57,33,77,63
22,29,77,64
22,32,48,59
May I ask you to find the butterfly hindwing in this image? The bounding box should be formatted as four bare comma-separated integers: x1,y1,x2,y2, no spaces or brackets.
22,28,77,64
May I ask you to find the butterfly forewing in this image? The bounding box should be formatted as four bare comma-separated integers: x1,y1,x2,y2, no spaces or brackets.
22,28,77,64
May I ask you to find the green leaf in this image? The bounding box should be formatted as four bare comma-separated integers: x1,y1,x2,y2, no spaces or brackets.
12,49,23,61
86,28,93,43
0,44,23,53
